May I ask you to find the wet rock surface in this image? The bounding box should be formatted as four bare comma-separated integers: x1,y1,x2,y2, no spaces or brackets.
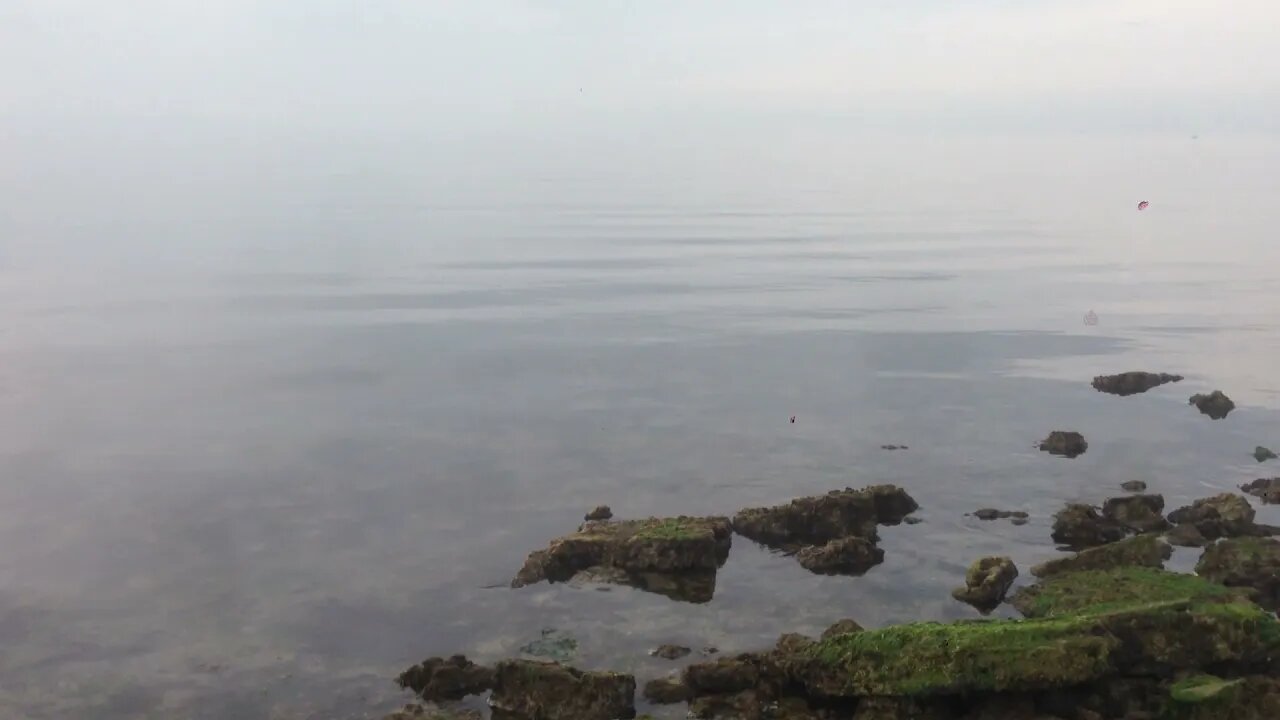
795,537,885,576
1120,480,1147,492
1189,390,1236,419
1240,478,1280,504
1031,533,1171,578
584,505,613,521
1254,446,1277,463
1101,494,1169,533
1091,371,1184,396
1165,523,1212,547
972,509,1029,522
1051,504,1128,549
950,556,1018,613
396,655,495,702
643,676,690,704
490,659,636,720
1167,493,1256,539
511,515,732,602
651,644,691,660
1038,431,1088,458
1195,537,1280,612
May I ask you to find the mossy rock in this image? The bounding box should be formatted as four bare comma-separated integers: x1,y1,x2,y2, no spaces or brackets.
796,568,1280,698
1031,533,1171,578
1165,677,1280,720
1171,674,1244,703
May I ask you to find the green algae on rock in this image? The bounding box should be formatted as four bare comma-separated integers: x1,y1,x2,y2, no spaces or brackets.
1030,534,1171,578
798,568,1280,698
1195,537,1280,611
489,659,635,720
950,556,1018,613
1171,674,1244,703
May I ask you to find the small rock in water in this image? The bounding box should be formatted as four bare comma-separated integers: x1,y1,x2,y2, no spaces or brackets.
880,444,908,450
584,505,613,521
972,508,1029,521
1120,481,1148,492
1101,494,1170,533
650,644,691,660
701,646,718,655
1039,431,1088,458
1189,390,1235,419
795,536,885,576
951,556,1018,613
519,629,578,663
1010,517,1029,526
1255,446,1278,463
903,516,924,525
1240,478,1280,504
1167,493,1256,539
1091,371,1183,396
1051,503,1128,549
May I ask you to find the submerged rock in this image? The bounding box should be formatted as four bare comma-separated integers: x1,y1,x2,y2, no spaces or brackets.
1051,503,1128,549
1195,537,1280,612
519,629,577,663
732,485,918,549
903,516,924,525
651,644,691,660
795,536,885,576
880,444,909,450
1190,390,1236,419
1091,371,1184,396
1120,480,1148,492
1101,494,1170,533
1240,478,1280,504
950,556,1018,613
489,659,635,720
511,515,732,602
585,505,613,521
1255,446,1278,463
821,618,865,640
972,509,1029,521
396,655,495,702
800,568,1280,698
1031,533,1171,578
642,676,690,704
1167,493,1256,539
1038,431,1088,458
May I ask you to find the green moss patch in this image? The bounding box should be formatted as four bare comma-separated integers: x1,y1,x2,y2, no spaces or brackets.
1012,567,1239,618
1170,674,1244,703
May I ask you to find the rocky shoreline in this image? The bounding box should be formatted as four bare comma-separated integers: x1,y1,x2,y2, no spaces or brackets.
387,372,1280,719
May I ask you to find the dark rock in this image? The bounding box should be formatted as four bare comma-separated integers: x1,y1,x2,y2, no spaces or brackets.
1051,503,1128,549
851,697,954,719
1189,390,1235,419
383,705,483,720
1167,493,1256,539
731,485,918,549
774,633,817,655
1031,534,1171,578
688,689,769,719
1121,480,1148,492
702,646,719,655
1102,494,1170,533
951,556,1019,613
1240,478,1280,504
1039,431,1088,458
880,444,908,450
1165,523,1211,547
795,536,885,576
490,659,635,720
396,655,495,702
682,653,773,696
1010,517,1029,526
1255,446,1278,463
512,515,732,602
1195,537,1280,611
585,505,613,521
973,508,1029,521
651,644,691,660
642,676,690,704
820,618,864,640
1091,371,1183,396
903,516,924,525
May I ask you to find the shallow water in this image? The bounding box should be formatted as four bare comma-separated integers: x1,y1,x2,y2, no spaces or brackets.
2,133,1280,719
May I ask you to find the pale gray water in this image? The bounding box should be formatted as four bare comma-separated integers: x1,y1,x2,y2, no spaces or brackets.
2,132,1280,719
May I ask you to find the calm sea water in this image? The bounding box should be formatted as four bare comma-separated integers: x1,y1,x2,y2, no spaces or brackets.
2,132,1279,719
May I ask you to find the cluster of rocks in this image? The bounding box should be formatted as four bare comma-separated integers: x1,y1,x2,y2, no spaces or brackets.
971,508,1030,525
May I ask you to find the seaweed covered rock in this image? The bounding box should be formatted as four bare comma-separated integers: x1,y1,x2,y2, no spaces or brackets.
951,557,1019,613
1031,533,1171,578
396,655,495,702
1051,504,1128,549
1167,676,1280,720
1240,478,1280,504
1254,446,1277,463
682,653,777,696
972,509,1029,522
1195,537,1280,612
1190,390,1236,419
795,568,1279,699
1038,431,1088,458
642,676,690,704
1091,371,1183,396
1101,494,1170,533
1167,493,1256,540
511,515,732,601
489,659,635,720
731,485,918,549
796,537,885,576
821,619,865,640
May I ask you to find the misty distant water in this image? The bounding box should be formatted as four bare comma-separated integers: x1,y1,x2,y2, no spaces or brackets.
2,132,1280,719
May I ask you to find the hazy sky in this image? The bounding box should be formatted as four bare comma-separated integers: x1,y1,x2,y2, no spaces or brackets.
3,0,1278,137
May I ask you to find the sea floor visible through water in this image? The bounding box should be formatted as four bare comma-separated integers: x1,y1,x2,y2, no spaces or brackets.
2,134,1280,719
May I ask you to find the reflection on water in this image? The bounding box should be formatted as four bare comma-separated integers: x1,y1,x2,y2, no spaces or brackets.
2,136,1280,719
